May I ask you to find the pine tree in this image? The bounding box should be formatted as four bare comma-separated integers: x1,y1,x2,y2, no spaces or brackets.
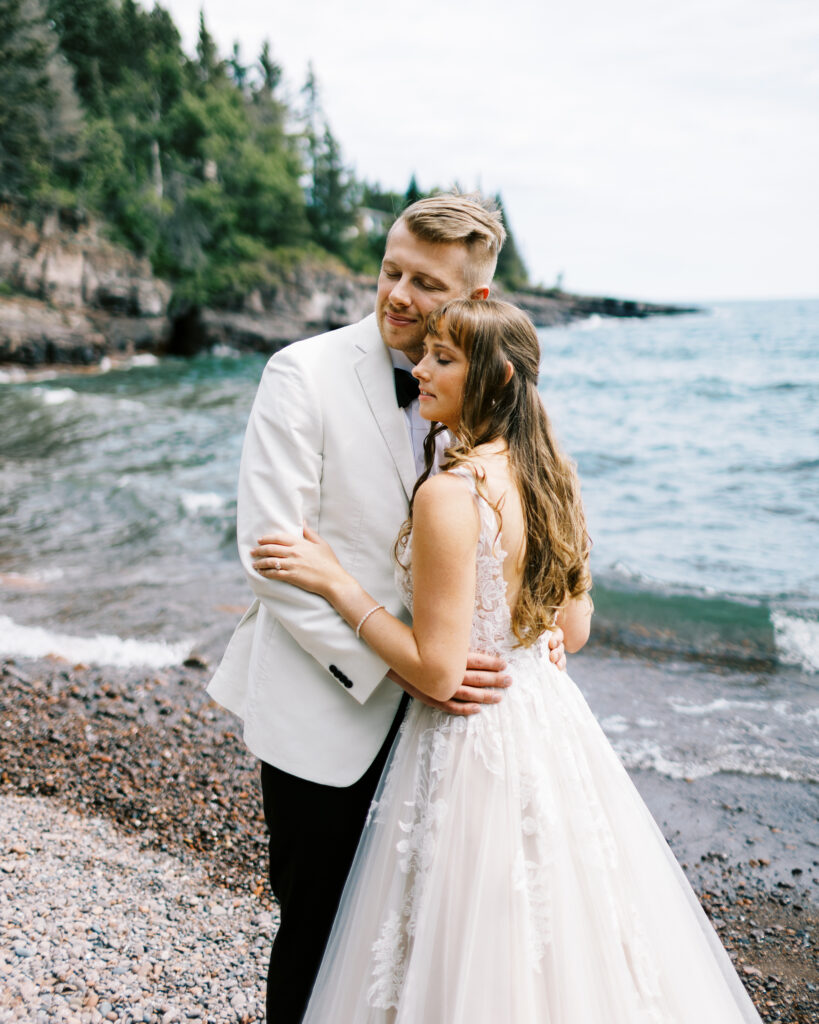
229,41,248,92
301,61,321,197
309,127,358,256
195,11,223,88
47,0,121,115
494,192,529,290
257,41,282,96
403,173,423,206
301,65,358,256
0,0,82,203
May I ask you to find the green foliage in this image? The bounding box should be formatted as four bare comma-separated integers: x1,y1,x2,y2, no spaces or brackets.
0,0,83,204
493,193,529,291
257,41,282,96
34,0,314,305
47,0,123,114
300,65,359,259
404,174,423,206
3,0,529,309
361,183,404,215
194,10,224,90
307,128,359,256
345,182,403,274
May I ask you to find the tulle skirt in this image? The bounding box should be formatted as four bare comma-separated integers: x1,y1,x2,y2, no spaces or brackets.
303,646,762,1023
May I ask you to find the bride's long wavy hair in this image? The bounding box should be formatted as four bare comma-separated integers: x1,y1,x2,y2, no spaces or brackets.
395,298,592,646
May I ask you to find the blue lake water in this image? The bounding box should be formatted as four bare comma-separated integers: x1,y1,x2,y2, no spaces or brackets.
1,298,817,785
541,300,819,673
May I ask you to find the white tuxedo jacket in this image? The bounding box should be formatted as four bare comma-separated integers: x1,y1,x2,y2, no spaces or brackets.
207,314,417,786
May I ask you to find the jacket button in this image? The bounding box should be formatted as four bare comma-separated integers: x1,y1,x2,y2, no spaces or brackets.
330,664,353,688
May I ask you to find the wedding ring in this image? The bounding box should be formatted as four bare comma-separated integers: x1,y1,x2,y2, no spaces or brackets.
273,558,281,572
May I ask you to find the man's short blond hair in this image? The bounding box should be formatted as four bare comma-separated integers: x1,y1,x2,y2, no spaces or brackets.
394,192,506,290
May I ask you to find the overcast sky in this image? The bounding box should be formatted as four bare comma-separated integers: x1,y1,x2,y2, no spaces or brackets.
163,0,818,302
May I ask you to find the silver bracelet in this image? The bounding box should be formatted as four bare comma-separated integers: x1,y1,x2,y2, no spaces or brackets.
355,603,384,639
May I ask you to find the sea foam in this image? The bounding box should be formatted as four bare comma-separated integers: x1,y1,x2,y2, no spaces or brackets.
180,491,227,515
127,353,159,367
668,696,770,716
0,615,191,669
0,367,28,384
612,736,818,784
33,386,77,405
772,611,819,674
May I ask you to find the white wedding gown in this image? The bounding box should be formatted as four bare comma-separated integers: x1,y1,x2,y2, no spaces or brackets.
303,470,762,1023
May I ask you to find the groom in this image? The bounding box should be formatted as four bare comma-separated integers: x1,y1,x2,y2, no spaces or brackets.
208,192,566,1023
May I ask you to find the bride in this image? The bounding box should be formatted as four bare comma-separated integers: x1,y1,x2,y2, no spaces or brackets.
251,299,761,1022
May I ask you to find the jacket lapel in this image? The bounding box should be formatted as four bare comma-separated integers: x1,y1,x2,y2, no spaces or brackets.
354,319,417,501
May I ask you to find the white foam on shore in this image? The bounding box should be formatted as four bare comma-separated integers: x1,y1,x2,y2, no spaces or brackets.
32,386,77,405
668,696,769,716
599,713,630,734
28,384,146,414
210,343,241,358
0,368,58,384
180,491,227,515
666,694,819,731
0,367,28,383
127,353,159,367
0,615,192,668
772,610,819,673
613,736,818,784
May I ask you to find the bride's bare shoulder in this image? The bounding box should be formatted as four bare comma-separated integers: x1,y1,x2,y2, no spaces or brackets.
415,468,476,504
452,450,515,506
413,471,480,529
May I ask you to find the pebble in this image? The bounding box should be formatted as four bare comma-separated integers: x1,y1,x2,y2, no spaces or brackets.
0,795,274,1023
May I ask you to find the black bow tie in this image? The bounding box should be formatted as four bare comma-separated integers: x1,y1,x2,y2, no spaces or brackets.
393,368,420,408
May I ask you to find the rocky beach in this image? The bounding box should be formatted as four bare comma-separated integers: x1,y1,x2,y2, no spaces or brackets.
1,653,816,1023
1,294,817,1022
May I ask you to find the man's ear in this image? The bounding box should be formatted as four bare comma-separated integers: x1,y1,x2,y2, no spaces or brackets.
470,286,490,300
504,360,515,385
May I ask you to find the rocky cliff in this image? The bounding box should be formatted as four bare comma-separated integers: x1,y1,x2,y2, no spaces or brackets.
0,212,171,365
0,211,380,365
0,212,698,367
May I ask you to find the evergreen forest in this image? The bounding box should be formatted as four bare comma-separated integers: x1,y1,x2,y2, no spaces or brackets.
0,0,530,310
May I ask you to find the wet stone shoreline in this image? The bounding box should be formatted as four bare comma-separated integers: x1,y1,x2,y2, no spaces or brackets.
1,656,817,1022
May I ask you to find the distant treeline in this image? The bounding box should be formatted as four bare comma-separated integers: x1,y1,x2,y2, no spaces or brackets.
0,0,530,308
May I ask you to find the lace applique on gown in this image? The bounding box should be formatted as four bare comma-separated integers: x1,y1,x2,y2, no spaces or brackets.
303,468,763,1024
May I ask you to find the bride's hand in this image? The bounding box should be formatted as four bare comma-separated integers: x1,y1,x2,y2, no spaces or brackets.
251,524,350,598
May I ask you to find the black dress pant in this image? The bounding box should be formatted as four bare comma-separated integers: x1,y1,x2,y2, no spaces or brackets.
261,695,408,1024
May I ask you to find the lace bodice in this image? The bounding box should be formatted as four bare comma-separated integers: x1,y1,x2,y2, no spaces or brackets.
395,466,523,659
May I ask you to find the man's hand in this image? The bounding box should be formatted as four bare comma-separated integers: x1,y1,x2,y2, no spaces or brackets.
388,651,510,716
388,630,566,714
549,626,567,671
